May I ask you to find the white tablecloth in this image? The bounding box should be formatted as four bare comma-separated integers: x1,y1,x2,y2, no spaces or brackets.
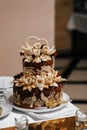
0,102,78,129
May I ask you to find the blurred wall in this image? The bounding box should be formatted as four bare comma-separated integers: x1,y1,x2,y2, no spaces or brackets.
55,0,72,51
0,0,55,76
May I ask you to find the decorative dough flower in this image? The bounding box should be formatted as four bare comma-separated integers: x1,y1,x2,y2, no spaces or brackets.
21,45,34,55
47,46,56,55
33,57,41,63
42,45,49,54
20,36,56,63
40,54,51,61
45,76,53,85
54,76,67,82
34,49,41,56
34,42,41,49
24,55,33,62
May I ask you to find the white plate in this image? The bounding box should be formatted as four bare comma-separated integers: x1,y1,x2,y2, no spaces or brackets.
13,92,70,113
0,99,12,118
5,87,70,113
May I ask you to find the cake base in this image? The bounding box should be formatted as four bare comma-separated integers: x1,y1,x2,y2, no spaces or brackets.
13,85,63,109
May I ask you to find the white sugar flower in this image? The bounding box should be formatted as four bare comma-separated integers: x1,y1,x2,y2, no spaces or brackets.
36,75,45,84
33,57,41,63
36,75,48,90
40,54,51,61
21,45,34,55
52,70,58,78
47,46,56,55
42,45,49,54
27,86,32,91
41,66,51,72
44,55,51,61
27,46,34,55
40,71,47,77
24,59,29,63
34,42,41,49
54,76,67,83
45,76,53,85
34,49,41,56
25,55,33,62
21,76,28,84
51,82,58,87
36,84,44,91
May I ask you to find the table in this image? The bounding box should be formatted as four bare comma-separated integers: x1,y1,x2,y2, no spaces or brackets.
0,116,76,130
0,101,78,130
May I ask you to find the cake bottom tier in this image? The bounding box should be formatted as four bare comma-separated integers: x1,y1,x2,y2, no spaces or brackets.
13,85,63,109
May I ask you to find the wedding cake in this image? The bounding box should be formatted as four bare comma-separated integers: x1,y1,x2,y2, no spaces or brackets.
13,36,66,109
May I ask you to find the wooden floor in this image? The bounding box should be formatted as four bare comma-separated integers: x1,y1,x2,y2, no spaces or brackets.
55,52,87,112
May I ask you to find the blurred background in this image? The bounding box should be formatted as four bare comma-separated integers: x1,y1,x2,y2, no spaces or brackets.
0,0,87,111
55,0,87,112
0,0,55,75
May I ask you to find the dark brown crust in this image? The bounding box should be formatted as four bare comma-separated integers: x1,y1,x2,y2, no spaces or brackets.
23,59,53,69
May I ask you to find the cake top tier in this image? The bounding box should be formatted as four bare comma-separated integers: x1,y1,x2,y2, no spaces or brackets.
13,36,67,91
20,36,56,63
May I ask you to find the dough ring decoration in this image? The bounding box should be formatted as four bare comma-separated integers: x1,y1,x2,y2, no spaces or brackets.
27,36,49,46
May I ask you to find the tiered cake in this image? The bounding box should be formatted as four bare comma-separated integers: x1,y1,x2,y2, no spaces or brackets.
13,36,66,109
